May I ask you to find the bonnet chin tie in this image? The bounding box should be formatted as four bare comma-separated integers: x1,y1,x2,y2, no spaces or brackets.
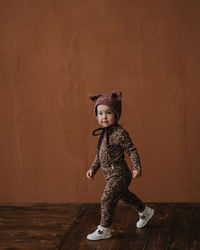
92,124,118,161
92,128,108,161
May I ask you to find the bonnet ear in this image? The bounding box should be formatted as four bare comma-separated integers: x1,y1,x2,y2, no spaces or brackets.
88,94,102,102
111,90,122,100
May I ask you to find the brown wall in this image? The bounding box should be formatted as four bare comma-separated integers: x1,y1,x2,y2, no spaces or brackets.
0,0,200,203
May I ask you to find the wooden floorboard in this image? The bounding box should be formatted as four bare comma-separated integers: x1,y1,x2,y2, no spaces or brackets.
0,203,199,249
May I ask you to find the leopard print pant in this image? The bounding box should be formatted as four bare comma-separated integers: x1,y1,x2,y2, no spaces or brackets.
100,175,145,228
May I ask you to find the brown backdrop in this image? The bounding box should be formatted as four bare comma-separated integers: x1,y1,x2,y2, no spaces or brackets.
0,0,200,203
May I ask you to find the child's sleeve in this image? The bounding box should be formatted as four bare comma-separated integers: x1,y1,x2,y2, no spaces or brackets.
119,130,142,172
90,153,100,174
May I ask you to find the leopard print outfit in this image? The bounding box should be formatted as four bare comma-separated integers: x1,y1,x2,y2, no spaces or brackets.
90,123,145,228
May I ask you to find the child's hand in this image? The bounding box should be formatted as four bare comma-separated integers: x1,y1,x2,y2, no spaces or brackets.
132,170,141,178
86,169,94,180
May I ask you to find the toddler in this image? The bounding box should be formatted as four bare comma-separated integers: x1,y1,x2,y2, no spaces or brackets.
86,90,154,240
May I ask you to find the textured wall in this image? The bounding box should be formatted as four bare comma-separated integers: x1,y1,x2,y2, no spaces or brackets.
0,0,199,203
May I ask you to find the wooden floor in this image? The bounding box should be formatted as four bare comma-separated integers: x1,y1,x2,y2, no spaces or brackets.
0,203,199,250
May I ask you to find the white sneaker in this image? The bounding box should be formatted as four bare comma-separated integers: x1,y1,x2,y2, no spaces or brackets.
136,206,154,228
87,225,112,240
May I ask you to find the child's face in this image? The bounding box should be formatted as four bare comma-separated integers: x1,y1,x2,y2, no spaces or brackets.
97,105,115,127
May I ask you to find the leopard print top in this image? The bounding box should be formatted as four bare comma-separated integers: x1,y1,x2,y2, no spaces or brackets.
90,123,142,181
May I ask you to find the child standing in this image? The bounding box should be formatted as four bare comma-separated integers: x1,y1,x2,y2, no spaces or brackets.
86,90,154,240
